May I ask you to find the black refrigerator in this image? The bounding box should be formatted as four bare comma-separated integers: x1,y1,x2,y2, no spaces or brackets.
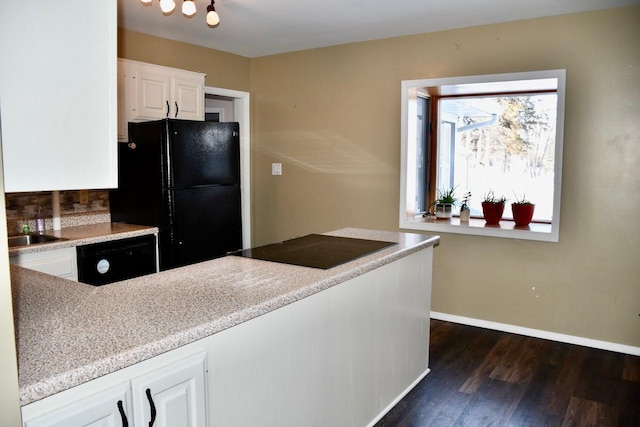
110,119,242,271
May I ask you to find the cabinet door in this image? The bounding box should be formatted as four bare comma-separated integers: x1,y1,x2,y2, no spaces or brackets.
131,353,208,427
0,0,117,192
132,66,171,121
24,383,130,427
171,73,204,121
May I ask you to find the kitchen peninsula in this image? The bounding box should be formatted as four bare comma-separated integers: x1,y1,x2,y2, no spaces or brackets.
14,228,439,426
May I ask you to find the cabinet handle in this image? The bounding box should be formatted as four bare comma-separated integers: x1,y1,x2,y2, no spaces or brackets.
117,400,129,427
175,101,179,118
165,101,170,118
146,388,157,427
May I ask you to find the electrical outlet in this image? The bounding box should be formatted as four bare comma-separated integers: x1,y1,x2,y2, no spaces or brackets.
272,163,282,175
79,190,89,204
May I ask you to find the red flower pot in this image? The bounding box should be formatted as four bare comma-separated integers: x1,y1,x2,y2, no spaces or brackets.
481,202,505,225
511,203,535,227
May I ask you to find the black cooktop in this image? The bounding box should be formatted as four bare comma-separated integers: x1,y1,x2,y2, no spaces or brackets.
233,234,397,269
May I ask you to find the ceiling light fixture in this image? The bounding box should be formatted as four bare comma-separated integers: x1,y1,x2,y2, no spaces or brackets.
159,0,176,14
140,0,221,26
206,0,220,26
182,0,196,17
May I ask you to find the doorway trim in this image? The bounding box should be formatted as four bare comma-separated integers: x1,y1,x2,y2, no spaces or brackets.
204,86,251,249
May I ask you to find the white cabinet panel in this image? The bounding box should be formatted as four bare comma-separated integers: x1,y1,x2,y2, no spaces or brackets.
171,74,204,121
24,383,130,427
117,61,132,142
133,67,172,122
131,353,208,427
0,0,117,192
10,247,78,281
205,249,433,427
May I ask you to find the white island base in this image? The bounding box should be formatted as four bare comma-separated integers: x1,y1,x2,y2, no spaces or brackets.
208,248,432,426
20,232,435,427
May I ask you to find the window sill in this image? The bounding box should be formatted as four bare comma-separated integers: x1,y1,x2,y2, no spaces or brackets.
400,215,557,242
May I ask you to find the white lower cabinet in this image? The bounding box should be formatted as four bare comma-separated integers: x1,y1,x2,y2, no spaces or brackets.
131,354,208,427
24,383,130,427
10,248,78,281
21,351,208,427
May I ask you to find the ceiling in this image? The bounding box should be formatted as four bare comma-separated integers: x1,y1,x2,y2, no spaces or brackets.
117,0,639,58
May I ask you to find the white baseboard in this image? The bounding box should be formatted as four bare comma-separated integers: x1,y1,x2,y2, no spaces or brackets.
431,311,640,356
367,367,430,427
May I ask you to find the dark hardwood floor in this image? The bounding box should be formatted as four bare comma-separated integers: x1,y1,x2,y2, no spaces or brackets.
376,320,640,427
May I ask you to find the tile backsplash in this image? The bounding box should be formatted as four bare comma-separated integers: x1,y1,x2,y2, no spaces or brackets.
5,190,110,236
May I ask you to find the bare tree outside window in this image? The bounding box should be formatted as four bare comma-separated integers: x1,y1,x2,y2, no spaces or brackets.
442,94,557,220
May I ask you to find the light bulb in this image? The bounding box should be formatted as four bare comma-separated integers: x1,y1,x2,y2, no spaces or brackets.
206,10,219,26
206,6,219,26
182,0,196,17
140,0,152,4
159,0,176,14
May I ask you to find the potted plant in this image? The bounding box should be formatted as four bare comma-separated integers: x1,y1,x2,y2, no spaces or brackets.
481,190,506,225
511,193,535,227
459,191,471,222
433,187,457,219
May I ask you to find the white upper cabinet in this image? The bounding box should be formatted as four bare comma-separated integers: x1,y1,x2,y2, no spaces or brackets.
119,59,205,141
171,73,206,121
132,64,172,122
0,0,118,192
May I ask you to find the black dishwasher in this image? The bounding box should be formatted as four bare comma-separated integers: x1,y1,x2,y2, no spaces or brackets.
77,234,158,286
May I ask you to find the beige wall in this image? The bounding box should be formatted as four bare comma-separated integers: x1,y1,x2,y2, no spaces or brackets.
250,7,640,347
118,29,251,92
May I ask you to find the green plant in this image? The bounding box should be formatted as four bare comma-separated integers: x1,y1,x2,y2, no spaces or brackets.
433,187,457,205
482,190,506,204
460,191,472,211
512,192,533,205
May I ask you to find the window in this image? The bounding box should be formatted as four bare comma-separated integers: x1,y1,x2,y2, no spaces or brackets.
400,70,566,242
414,95,430,214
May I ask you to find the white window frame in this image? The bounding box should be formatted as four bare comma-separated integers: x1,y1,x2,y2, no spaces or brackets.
399,70,566,242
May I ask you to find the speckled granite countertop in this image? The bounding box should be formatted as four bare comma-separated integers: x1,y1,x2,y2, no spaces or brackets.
12,228,439,406
9,222,158,256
